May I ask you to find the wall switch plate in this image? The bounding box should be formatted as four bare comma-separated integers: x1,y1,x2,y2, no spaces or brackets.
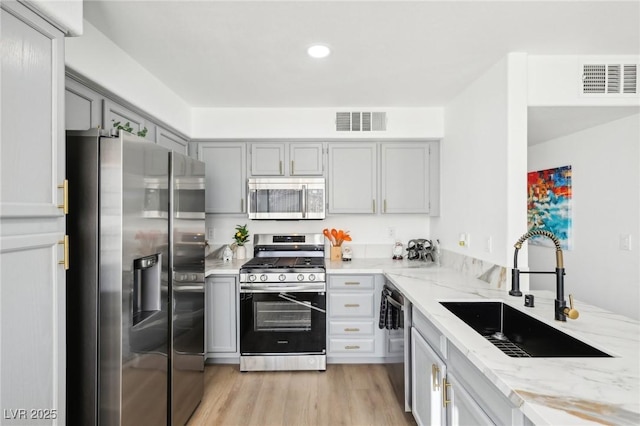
620,234,632,251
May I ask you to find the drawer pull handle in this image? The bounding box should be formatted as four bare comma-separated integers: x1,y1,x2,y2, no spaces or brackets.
345,345,360,350
344,281,360,285
344,304,360,308
432,364,440,390
344,328,360,332
443,378,452,407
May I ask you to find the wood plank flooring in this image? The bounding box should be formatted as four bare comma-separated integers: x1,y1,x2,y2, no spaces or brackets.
187,364,416,426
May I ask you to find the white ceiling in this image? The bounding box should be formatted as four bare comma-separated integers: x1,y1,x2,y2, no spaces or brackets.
83,1,640,142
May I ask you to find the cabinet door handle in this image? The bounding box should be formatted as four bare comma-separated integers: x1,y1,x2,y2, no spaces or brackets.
344,303,360,308
291,160,294,175
372,199,376,213
241,198,244,212
345,345,360,350
58,180,68,214
58,235,69,270
432,364,440,390
384,199,387,213
279,160,283,175
344,328,360,332
344,281,360,286
443,378,451,407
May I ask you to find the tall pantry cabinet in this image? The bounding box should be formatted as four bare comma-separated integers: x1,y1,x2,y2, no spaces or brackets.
1,2,67,422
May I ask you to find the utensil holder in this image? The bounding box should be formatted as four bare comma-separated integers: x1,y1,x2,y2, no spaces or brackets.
330,246,342,261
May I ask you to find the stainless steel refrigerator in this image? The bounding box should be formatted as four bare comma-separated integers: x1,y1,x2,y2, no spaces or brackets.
65,129,204,425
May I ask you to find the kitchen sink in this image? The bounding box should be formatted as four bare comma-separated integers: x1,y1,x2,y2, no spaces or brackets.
440,301,611,358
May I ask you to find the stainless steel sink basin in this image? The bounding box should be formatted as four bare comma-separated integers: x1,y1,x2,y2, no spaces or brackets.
440,301,611,358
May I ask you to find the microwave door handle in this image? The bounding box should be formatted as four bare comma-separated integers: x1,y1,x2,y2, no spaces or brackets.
278,292,326,314
301,184,307,218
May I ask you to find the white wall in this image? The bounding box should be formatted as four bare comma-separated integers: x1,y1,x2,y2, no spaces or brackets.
64,20,192,135
432,53,529,271
191,107,444,139
528,113,640,319
206,214,430,260
528,55,640,107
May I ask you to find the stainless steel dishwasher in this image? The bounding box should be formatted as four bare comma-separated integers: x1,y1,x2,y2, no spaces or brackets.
381,280,412,412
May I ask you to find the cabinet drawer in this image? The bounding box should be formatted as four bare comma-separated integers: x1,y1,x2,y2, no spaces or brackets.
329,320,375,336
412,306,446,359
387,337,404,354
329,338,375,354
330,293,374,317
329,275,374,290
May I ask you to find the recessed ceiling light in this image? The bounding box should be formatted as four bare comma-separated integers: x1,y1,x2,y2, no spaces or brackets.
307,44,331,59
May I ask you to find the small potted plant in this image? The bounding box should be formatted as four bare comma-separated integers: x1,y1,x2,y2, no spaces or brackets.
233,224,250,259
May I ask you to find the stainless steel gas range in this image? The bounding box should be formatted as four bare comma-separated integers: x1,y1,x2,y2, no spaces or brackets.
239,233,326,372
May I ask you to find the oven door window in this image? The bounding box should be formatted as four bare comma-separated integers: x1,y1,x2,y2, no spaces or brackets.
240,292,326,355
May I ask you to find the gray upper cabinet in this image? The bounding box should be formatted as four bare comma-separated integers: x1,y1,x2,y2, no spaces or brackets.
249,142,324,176
328,143,377,214
103,99,156,142
198,142,247,214
65,77,103,130
1,2,67,422
381,142,432,214
156,126,188,154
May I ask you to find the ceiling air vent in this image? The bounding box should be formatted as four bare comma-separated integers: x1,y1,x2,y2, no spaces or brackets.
335,111,387,131
582,63,638,95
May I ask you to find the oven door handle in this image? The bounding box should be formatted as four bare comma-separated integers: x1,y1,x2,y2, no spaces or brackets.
278,292,326,314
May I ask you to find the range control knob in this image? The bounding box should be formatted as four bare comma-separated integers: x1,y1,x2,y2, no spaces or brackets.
260,274,268,282
309,274,316,281
278,274,286,281
249,274,257,282
297,274,305,281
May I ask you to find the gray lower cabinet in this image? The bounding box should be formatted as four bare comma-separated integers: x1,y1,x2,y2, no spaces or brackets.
327,274,385,360
1,1,67,422
205,276,238,357
411,307,521,426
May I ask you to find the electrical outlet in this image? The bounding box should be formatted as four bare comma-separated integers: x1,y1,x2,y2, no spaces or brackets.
486,236,492,253
207,228,215,241
388,227,396,238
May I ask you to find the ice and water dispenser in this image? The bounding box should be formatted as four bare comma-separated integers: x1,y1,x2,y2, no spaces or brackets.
132,253,162,325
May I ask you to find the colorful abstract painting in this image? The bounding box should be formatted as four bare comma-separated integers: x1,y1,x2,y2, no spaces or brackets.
527,165,572,250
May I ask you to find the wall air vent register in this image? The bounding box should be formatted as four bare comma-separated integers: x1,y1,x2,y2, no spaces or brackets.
336,111,387,131
582,64,638,95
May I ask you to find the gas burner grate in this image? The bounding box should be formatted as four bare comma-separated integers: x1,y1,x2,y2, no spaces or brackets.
485,335,531,358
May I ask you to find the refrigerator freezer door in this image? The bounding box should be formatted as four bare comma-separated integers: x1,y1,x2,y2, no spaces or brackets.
170,152,205,425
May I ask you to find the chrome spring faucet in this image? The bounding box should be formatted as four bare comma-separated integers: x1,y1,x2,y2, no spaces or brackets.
511,229,579,322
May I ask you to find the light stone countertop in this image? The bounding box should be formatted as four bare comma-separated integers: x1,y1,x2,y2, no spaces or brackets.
205,256,640,425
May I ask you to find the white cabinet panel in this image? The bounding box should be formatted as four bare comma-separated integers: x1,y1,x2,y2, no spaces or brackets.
329,293,375,317
249,142,324,177
65,77,102,131
198,143,247,214
1,233,66,424
289,143,324,176
205,276,238,354
156,126,188,154
328,143,377,214
381,143,430,214
250,143,285,176
412,327,446,426
1,4,66,421
1,4,64,218
446,373,493,426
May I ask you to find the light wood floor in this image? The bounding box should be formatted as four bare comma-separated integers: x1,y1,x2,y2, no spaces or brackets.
187,364,416,426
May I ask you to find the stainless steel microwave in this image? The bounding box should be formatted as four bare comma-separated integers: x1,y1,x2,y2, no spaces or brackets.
247,178,326,220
